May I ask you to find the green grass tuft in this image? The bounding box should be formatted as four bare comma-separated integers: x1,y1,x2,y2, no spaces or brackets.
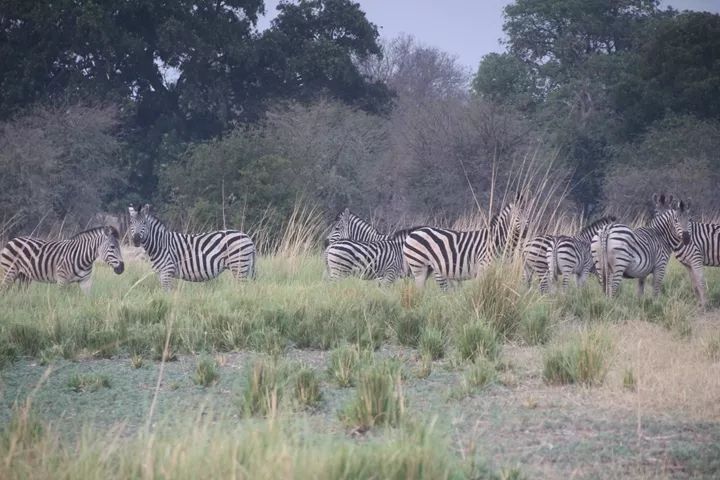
193,354,220,387
67,373,111,393
341,361,406,430
543,328,612,386
456,321,500,362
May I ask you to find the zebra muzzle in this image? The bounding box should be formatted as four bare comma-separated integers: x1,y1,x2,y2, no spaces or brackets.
114,262,125,274
132,234,142,247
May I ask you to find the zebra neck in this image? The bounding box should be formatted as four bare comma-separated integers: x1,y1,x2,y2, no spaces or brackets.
145,220,173,261
66,234,100,270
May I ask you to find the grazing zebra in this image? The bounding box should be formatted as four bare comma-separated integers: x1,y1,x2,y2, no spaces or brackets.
522,234,556,293
591,195,691,298
325,228,419,286
325,208,389,247
545,216,617,291
403,201,526,290
0,226,124,293
128,204,255,290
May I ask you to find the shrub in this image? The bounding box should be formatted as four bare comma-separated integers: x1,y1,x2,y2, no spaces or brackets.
543,329,612,386
341,362,405,430
193,355,220,387
67,374,111,393
293,367,322,408
456,321,499,362
419,328,445,360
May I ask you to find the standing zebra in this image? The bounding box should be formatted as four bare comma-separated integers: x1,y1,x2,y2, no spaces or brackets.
0,226,125,293
522,234,556,293
324,227,418,286
325,208,389,247
403,201,526,290
128,204,255,290
545,216,617,291
591,195,691,298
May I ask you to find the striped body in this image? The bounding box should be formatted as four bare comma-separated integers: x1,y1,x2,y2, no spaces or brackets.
325,228,416,286
546,216,617,291
129,206,255,290
403,203,523,290
0,226,124,293
665,221,720,307
325,208,388,247
522,235,555,293
591,208,689,298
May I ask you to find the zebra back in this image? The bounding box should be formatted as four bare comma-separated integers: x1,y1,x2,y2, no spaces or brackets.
575,216,617,243
326,208,389,245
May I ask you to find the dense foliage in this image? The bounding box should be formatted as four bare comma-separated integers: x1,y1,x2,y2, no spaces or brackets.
1,0,719,233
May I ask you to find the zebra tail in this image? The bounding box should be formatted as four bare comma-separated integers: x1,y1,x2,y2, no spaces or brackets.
597,227,610,297
546,239,559,286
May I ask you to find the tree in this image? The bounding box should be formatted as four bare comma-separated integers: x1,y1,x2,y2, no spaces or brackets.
472,52,538,110
0,102,123,233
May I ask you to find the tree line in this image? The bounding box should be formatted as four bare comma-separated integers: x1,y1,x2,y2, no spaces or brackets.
1,0,719,236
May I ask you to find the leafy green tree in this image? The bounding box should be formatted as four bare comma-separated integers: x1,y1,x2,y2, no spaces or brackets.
472,52,538,109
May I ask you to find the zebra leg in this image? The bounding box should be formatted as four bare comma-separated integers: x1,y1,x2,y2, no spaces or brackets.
684,263,707,308
433,272,450,291
539,271,550,294
523,263,533,288
410,265,431,289
651,266,667,298
636,277,645,298
78,275,93,295
0,266,19,290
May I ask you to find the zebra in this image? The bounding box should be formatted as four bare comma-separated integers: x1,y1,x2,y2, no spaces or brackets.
591,195,691,298
128,204,255,290
325,208,389,247
545,216,617,291
522,234,556,293
0,226,124,293
324,227,419,286
403,201,526,290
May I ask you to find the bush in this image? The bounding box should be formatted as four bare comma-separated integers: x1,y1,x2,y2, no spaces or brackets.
456,321,499,362
543,329,612,386
193,355,220,387
341,362,406,430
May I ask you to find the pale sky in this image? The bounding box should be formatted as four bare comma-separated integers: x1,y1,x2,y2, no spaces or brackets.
259,0,720,71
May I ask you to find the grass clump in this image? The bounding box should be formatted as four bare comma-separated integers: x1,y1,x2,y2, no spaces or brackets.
67,373,111,393
293,366,322,408
130,354,143,369
543,328,612,386
393,311,423,347
519,303,551,345
465,265,524,339
419,327,445,360
239,357,290,417
193,354,220,387
705,333,720,362
87,330,119,358
456,321,499,362
118,297,170,325
327,344,363,387
623,368,636,391
452,358,497,399
341,361,405,430
7,324,49,356
0,337,18,369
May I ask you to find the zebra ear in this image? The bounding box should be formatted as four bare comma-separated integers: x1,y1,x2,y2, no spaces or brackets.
128,205,137,217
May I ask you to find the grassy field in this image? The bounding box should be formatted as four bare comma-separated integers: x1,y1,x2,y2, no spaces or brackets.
1,252,720,479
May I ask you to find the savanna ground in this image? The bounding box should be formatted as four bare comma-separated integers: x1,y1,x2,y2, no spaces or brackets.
1,251,720,479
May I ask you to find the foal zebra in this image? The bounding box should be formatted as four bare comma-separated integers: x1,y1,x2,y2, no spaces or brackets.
591,195,691,298
325,228,418,286
325,208,389,247
128,204,255,290
545,216,617,291
0,226,124,293
403,201,526,290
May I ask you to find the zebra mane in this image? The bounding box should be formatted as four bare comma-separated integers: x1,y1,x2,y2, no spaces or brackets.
578,216,617,236
390,226,423,240
70,226,119,240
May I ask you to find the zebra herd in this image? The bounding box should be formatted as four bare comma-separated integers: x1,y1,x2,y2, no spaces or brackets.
0,195,718,308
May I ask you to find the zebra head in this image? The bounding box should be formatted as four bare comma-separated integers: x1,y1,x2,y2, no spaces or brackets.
128,204,151,247
99,226,125,274
652,194,691,246
325,208,351,247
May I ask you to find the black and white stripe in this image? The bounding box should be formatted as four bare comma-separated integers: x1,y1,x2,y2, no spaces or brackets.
325,228,418,286
522,234,555,293
325,208,389,247
403,202,525,290
591,196,691,298
128,204,255,290
0,226,124,293
545,216,617,291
